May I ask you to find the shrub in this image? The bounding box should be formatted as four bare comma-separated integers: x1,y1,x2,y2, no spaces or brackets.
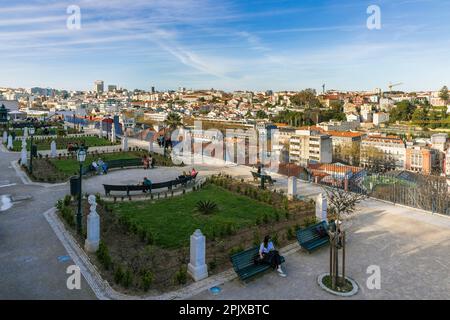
96,241,112,270
61,206,75,227
63,195,72,206
208,259,217,271
141,271,154,291
56,199,64,210
122,269,133,288
196,200,218,215
174,267,187,285
286,227,295,240
228,245,244,257
114,265,125,284
302,216,318,228
145,230,154,245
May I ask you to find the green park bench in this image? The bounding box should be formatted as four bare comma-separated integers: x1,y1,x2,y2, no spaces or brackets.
251,171,261,181
296,220,332,253
230,245,285,282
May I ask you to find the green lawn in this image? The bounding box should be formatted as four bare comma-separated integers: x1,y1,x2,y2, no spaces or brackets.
112,184,279,249
50,151,144,176
6,136,117,152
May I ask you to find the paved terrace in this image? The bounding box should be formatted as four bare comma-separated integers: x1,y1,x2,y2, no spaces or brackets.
1,141,449,299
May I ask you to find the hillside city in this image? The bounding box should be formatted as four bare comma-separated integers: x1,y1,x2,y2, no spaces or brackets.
2,83,450,181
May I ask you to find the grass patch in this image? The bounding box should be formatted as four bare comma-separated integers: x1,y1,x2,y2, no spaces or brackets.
112,184,280,249
6,135,117,152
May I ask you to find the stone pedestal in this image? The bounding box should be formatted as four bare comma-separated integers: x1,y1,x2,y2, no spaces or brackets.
287,176,297,200
2,131,7,142
21,139,28,166
122,136,128,152
23,127,29,139
7,135,13,150
148,141,153,153
187,229,208,281
315,193,328,222
84,195,100,253
50,140,57,158
110,124,116,143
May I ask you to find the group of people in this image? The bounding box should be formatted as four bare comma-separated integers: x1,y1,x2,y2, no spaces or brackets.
91,158,108,175
142,155,155,169
178,168,198,179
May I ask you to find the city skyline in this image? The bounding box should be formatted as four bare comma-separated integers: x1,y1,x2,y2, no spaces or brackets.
1,0,450,92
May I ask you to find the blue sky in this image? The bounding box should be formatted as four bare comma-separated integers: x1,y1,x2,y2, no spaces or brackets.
1,0,449,92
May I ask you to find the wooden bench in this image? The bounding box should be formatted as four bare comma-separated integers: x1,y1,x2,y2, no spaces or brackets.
230,246,285,282
263,175,276,186
103,180,175,196
296,221,331,253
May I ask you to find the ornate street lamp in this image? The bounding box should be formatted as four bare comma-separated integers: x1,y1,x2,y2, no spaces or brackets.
76,148,87,234
29,127,35,174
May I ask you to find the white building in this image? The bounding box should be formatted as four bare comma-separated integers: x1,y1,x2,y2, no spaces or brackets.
360,134,406,169
289,127,332,166
373,112,389,126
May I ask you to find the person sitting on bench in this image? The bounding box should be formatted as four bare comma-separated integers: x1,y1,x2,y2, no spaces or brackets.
259,235,286,277
142,177,152,193
91,160,100,174
98,158,108,174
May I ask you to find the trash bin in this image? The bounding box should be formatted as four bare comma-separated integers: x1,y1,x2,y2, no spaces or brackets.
70,176,80,196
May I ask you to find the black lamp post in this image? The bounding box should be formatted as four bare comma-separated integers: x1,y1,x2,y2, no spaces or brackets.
76,148,87,234
29,127,35,174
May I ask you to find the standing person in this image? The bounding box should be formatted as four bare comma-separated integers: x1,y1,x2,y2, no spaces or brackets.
142,156,149,169
259,235,286,277
91,160,99,174
151,156,156,169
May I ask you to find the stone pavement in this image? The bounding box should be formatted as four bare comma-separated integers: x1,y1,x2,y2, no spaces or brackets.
0,147,96,299
191,198,450,300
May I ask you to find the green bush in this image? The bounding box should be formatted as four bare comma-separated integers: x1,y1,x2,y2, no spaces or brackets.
141,271,154,291
63,195,72,206
196,200,218,215
286,227,295,240
174,267,187,285
114,265,125,284
96,241,112,270
122,269,133,288
61,206,75,227
228,245,244,257
302,216,318,228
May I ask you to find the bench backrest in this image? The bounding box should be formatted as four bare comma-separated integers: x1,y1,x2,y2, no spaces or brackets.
251,171,260,179
230,246,260,271
103,184,128,191
151,181,173,190
297,221,329,244
106,158,142,169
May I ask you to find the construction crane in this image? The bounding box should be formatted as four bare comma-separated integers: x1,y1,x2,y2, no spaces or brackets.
388,82,403,92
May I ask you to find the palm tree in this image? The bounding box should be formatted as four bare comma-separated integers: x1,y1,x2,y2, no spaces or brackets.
162,112,182,156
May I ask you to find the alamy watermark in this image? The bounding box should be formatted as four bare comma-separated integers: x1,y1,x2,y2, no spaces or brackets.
367,5,381,30
66,265,81,290
366,265,381,290
67,5,82,30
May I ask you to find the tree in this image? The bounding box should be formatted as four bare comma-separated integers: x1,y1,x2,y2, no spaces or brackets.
256,110,268,119
322,187,367,290
389,100,416,122
164,112,182,131
290,89,322,109
439,86,449,105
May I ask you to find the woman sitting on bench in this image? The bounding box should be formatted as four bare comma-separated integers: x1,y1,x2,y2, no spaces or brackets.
142,177,152,193
259,235,286,277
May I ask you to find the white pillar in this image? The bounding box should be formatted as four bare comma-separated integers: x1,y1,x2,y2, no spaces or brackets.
84,195,100,253
23,127,28,139
122,136,128,152
21,138,28,166
110,123,116,143
187,229,208,281
315,193,328,222
148,140,153,153
2,131,7,142
7,135,13,150
50,140,57,158
287,176,297,200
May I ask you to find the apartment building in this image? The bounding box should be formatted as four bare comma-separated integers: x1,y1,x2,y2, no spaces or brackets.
317,120,360,132
289,127,332,166
405,143,438,175
360,134,406,170
328,131,364,165
373,112,389,126
445,149,450,177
